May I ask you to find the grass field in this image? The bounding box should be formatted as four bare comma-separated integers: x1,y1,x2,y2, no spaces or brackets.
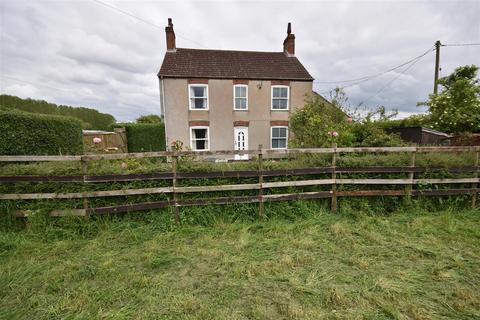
1,206,479,319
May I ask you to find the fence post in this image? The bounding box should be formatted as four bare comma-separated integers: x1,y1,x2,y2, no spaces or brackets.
473,149,479,208
114,127,128,153
257,144,264,220
331,143,338,213
80,156,89,217
172,152,180,224
406,148,417,202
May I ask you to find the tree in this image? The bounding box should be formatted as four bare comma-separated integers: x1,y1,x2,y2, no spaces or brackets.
136,114,163,124
419,65,480,133
0,94,116,130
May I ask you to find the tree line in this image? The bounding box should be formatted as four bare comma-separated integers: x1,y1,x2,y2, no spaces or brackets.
0,94,116,130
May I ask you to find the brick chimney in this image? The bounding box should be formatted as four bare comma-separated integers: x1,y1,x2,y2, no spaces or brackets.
165,18,176,52
283,22,295,57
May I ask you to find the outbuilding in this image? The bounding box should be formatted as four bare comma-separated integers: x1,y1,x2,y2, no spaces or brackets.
385,127,451,145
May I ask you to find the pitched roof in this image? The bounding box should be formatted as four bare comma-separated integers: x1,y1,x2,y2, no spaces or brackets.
158,48,314,81
312,90,334,107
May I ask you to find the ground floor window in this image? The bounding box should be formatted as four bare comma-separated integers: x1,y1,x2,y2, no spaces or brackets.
190,127,209,151
271,126,288,149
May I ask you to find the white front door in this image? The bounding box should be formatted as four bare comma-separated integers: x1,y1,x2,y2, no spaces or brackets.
234,127,248,160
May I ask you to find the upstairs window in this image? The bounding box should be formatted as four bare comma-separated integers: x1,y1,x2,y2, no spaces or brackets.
271,126,288,149
233,85,248,110
189,84,208,110
190,127,210,151
271,85,289,110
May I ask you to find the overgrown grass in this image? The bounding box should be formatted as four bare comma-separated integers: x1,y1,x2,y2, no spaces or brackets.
1,206,479,319
0,150,477,221
0,151,476,176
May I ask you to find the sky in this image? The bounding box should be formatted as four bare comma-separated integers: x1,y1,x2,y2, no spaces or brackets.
0,0,479,122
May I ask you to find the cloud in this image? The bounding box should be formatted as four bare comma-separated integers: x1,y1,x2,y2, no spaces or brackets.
2,83,39,98
59,29,153,74
0,0,479,122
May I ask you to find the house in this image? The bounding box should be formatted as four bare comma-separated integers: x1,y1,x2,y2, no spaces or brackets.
312,90,335,109
385,127,451,145
158,18,314,157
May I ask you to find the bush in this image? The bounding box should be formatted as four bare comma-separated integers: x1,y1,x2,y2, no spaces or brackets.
289,97,405,147
0,109,83,155
113,123,166,152
349,123,406,147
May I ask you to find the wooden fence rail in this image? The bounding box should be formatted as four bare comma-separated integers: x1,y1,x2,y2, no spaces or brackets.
2,178,479,201
1,146,479,220
1,146,479,162
1,166,478,183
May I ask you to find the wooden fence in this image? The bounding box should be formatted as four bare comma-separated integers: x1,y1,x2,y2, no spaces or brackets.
83,128,127,154
1,146,479,220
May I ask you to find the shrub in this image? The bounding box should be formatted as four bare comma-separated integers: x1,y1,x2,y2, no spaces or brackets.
349,123,405,147
0,109,83,155
289,97,405,147
113,123,166,152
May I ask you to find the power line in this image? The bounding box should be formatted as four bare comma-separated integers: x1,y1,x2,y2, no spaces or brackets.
316,46,434,95
442,43,480,47
314,46,435,84
317,46,433,102
358,52,427,106
91,0,207,48
315,41,478,87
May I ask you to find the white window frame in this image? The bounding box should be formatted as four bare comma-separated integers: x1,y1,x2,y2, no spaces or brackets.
271,85,289,111
189,126,210,151
270,126,288,149
233,84,248,111
188,84,209,110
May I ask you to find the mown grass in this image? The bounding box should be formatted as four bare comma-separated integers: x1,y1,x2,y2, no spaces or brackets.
1,151,478,318
1,205,479,319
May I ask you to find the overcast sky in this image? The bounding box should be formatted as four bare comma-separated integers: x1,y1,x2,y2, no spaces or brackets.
1,0,479,122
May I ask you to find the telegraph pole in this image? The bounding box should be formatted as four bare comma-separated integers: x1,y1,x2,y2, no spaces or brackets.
433,40,441,94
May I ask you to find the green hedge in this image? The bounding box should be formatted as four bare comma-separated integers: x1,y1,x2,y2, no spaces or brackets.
0,109,83,155
113,123,166,152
